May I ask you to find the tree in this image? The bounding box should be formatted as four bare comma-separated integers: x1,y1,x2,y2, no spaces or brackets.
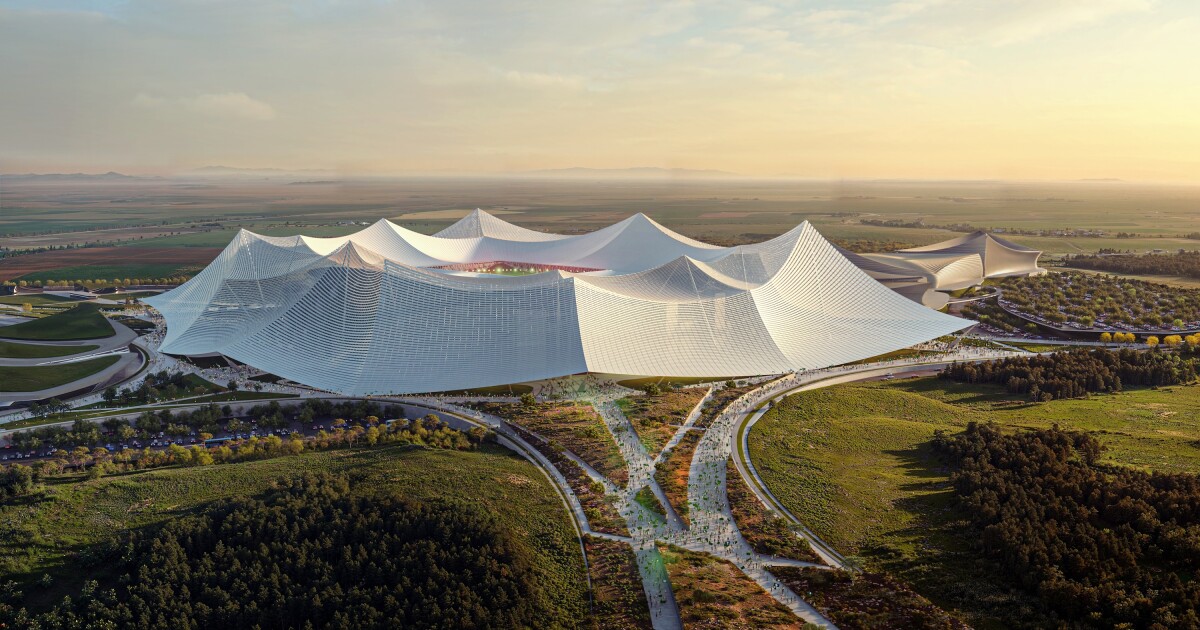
21,303,31,313
102,386,118,405
519,392,536,409
1099,332,1112,344
226,380,239,392
1147,335,1160,348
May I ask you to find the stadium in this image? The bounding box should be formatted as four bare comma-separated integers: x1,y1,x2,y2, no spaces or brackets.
146,211,974,395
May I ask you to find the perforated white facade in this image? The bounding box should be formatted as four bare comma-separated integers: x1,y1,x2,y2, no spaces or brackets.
145,211,970,394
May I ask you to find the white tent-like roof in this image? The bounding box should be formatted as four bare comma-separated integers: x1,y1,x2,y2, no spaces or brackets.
145,211,969,394
846,230,1045,305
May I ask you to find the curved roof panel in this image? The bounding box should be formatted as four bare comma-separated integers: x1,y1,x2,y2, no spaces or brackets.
145,211,969,394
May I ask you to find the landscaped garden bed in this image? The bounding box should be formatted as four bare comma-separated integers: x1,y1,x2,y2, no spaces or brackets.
505,422,629,537
585,535,652,629
725,456,819,563
615,387,707,458
773,566,968,630
658,543,798,629
653,431,700,526
476,402,628,486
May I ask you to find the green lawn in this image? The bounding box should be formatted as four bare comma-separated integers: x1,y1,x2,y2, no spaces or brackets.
748,377,1200,628
0,341,99,359
0,355,120,392
0,444,589,620
0,303,115,340
0,294,74,307
634,485,666,521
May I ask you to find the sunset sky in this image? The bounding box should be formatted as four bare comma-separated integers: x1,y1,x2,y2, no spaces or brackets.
2,0,1197,181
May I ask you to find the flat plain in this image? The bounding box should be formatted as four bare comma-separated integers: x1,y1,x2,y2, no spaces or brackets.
5,177,1200,283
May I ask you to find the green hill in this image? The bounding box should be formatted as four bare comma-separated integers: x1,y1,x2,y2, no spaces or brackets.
0,303,114,341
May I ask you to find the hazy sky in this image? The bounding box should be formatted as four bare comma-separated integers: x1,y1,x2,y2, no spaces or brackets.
2,0,1198,180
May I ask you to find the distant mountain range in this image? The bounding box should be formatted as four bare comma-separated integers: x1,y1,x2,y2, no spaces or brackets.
0,171,139,181
518,167,740,179
189,165,337,178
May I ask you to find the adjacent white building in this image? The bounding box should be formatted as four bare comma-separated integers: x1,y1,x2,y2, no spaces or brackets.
145,211,971,394
847,231,1045,309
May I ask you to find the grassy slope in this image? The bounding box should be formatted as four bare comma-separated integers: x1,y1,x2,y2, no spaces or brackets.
0,295,75,307
0,303,115,340
0,341,99,359
0,355,121,392
2,444,589,620
748,377,1200,628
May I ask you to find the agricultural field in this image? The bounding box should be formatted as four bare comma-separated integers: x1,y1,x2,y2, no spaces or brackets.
0,443,589,620
747,376,1200,628
5,177,1200,284
0,303,114,340
0,355,120,392
0,247,217,282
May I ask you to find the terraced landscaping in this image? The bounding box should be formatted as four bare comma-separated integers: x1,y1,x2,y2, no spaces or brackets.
654,430,701,526
0,340,98,359
0,303,114,340
0,355,121,392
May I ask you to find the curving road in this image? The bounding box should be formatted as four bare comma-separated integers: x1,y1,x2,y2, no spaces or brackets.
729,349,1025,573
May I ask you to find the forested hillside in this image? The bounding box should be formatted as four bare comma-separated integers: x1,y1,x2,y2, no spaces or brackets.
934,423,1200,628
0,473,556,629
939,348,1197,401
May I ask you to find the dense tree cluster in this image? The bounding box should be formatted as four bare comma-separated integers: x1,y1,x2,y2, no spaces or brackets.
939,348,1197,401
996,272,1200,330
102,370,222,407
7,402,487,477
1070,250,1200,281
932,423,1200,629
0,473,554,629
0,466,35,500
